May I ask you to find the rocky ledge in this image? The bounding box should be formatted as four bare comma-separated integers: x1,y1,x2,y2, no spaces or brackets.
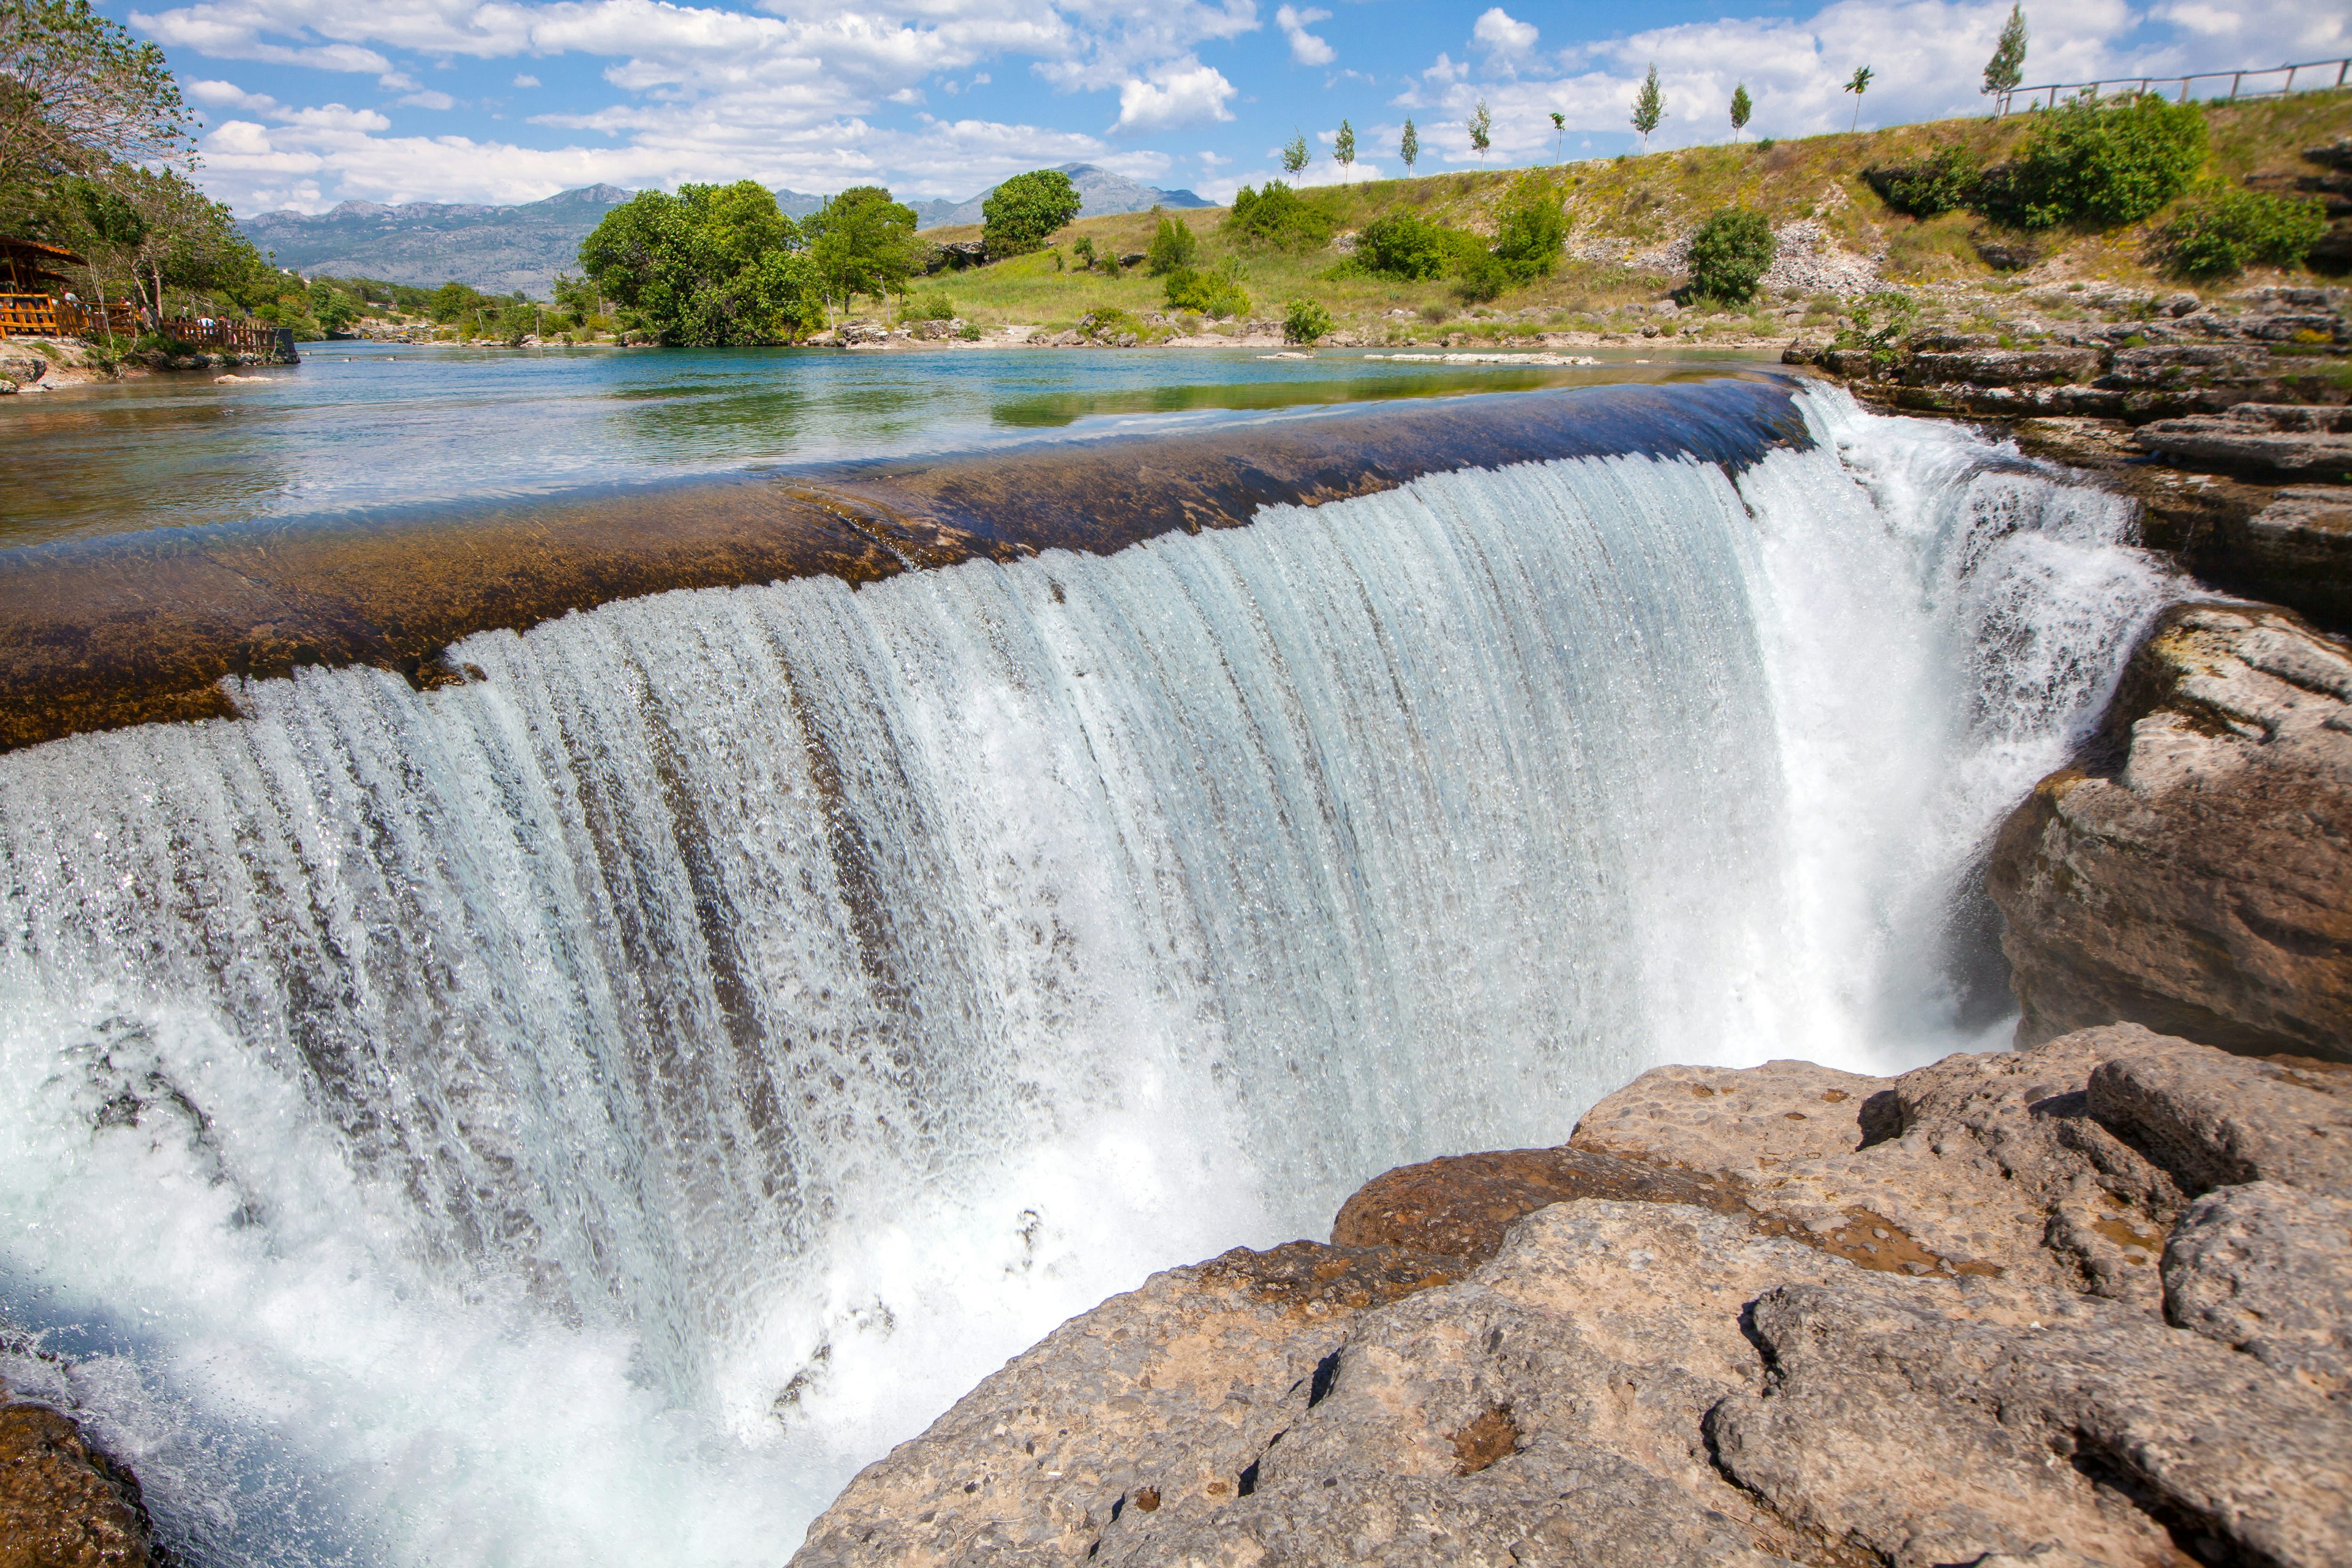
793,1023,2352,1567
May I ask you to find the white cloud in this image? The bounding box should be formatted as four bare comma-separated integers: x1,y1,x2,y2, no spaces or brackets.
185,77,278,111
1114,59,1237,131
377,70,417,90
397,89,458,110
513,73,541,88
1275,5,1332,66
1471,8,1538,60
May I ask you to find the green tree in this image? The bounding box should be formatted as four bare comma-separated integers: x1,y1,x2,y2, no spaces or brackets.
1468,99,1492,165
1632,66,1664,153
1730,83,1753,141
1334,119,1355,176
1282,296,1332,345
1400,116,1419,172
2162,181,2324,279
1,0,192,194
1145,214,1198,275
580,181,825,344
1225,180,1336,250
1992,94,2207,229
1686,206,1777,302
1550,110,1566,164
59,173,138,334
1845,65,1873,133
1283,129,1310,176
1983,6,2028,114
809,184,920,318
1493,178,1566,282
980,167,1080,257
1355,209,1468,279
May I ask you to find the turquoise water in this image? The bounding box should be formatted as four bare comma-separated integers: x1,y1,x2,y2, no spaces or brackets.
0,342,1770,548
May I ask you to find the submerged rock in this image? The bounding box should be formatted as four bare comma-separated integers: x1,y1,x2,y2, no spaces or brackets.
790,1028,2352,1567
1988,603,2352,1061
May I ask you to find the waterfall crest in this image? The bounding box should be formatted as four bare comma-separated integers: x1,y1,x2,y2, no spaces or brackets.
0,387,2176,1567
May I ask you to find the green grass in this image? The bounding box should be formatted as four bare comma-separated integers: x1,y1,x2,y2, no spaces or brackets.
908,92,2352,341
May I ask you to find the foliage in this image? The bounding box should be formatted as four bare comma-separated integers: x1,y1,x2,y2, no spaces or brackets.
1070,235,1096,269
1163,263,1249,318
1492,178,1566,282
1550,110,1566,163
1334,119,1355,172
1632,65,1663,149
1834,287,1919,364
580,181,825,344
1282,296,1333,345
1991,94,2207,229
1450,250,1509,304
1467,99,1491,164
2161,181,2327,279
808,184,921,308
1354,208,1464,280
1845,65,1874,132
903,288,957,320
1865,143,1985,217
1400,116,1419,172
1685,206,1777,302
1283,130,1310,176
1077,305,1150,343
1983,6,2028,105
1226,180,1335,251
980,168,1080,257
0,0,192,194
1145,214,1197,275
1730,83,1753,140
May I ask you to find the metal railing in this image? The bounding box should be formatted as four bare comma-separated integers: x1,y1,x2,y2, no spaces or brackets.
1997,58,2351,114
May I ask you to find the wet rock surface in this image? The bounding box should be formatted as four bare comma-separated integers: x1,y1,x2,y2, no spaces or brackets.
1988,603,2352,1062
790,1027,2352,1567
0,1384,156,1568
2132,403,2352,484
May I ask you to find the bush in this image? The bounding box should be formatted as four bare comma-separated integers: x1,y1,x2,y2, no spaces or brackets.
982,169,1082,257
1866,144,1984,217
1354,209,1460,279
2162,183,2328,279
1493,183,1567,282
1451,251,1510,304
1994,95,2207,230
1283,297,1334,345
957,320,983,340
904,290,956,320
1145,216,1198,276
1164,266,1250,319
1226,181,1336,251
1686,207,1777,303
1834,288,1920,365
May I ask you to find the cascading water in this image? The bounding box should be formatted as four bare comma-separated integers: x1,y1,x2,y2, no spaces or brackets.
0,386,2176,1566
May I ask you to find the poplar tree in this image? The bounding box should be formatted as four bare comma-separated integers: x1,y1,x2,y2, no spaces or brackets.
1631,65,1663,153
1730,82,1753,141
1400,116,1420,172
1845,64,1873,132
1550,110,1566,164
1335,118,1355,175
1468,99,1492,165
1283,129,1310,176
1983,5,2027,115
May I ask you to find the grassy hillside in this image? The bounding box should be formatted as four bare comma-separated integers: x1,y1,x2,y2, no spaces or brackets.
906,92,2352,343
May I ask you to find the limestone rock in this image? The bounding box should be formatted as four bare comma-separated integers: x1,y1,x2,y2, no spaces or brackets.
2164,1180,2352,1401
2133,404,2352,484
0,1390,154,1568
1330,1145,1742,1263
2087,1042,2352,1196
1987,603,2352,1061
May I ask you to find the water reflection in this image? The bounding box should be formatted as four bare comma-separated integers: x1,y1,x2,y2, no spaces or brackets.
0,342,1776,549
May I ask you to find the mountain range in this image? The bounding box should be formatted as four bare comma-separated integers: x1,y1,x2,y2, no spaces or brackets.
238,164,1211,296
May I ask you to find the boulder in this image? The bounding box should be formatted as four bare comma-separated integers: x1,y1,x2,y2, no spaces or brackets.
2163,1180,2352,1399
1987,603,2352,1061
0,1387,156,1568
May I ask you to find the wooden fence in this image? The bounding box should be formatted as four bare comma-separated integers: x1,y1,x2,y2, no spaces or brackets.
1999,57,2351,114
0,295,282,353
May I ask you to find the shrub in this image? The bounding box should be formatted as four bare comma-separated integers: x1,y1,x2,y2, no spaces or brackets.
1145,216,1198,276
982,169,1083,257
2162,183,2328,279
1686,207,1777,303
1493,182,1567,282
1164,266,1250,319
1070,236,1096,268
1866,144,1984,217
1993,96,2207,230
1078,307,1150,344
1451,250,1510,304
1354,209,1460,279
1834,288,1920,365
904,290,956,320
1226,181,1336,251
1283,297,1334,345
957,320,983,340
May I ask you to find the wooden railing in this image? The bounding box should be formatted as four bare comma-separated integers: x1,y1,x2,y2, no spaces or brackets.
1998,58,2351,114
0,295,283,353
156,315,282,352
0,294,58,336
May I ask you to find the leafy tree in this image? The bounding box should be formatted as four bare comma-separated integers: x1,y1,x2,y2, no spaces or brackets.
1282,296,1333,345
1845,65,1873,133
1145,213,1198,275
808,184,920,315
1452,249,1509,304
1493,178,1566,282
1989,94,2206,229
1631,65,1664,152
1550,110,1566,164
1866,144,1983,216
2162,182,2325,279
1730,83,1753,141
1983,6,2028,113
1334,119,1355,175
1354,209,1463,279
1468,99,1492,165
1686,206,1777,302
1283,129,1310,176
980,168,1080,257
1,0,192,194
1400,116,1419,172
1225,180,1336,251
580,181,825,344
1071,235,1096,270
58,173,138,333
1163,264,1248,318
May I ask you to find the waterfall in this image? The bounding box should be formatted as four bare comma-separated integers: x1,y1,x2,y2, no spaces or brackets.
0,386,2176,1567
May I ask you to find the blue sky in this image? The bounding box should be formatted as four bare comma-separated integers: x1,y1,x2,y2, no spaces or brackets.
108,0,2345,215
